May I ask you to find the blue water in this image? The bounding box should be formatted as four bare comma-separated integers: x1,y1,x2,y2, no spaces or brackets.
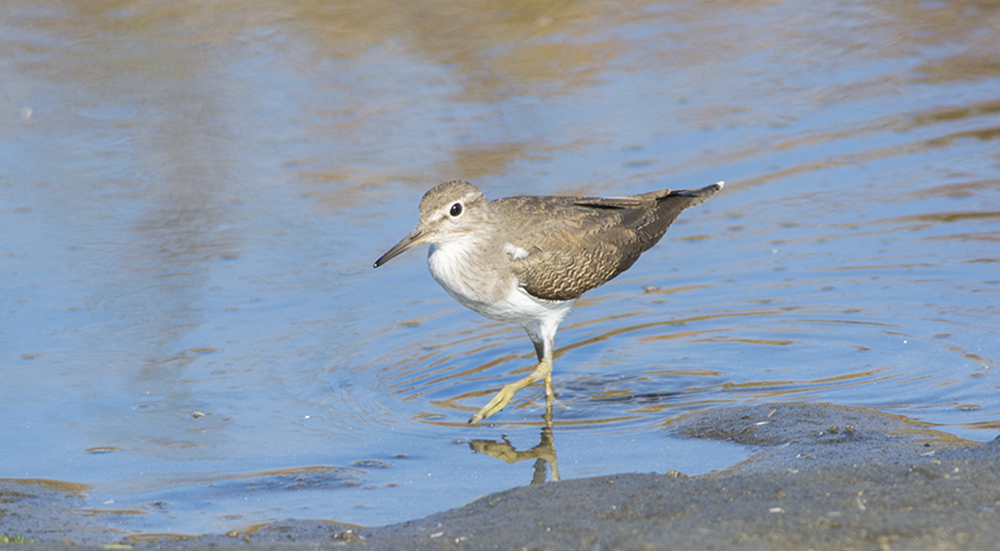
1,0,998,540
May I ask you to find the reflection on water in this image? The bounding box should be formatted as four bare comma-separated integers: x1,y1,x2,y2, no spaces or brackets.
1,0,999,541
469,408,560,485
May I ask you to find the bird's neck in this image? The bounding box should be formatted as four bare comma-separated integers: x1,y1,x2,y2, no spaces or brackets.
427,234,510,312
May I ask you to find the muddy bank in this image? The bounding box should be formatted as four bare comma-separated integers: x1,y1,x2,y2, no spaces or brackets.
6,403,1000,550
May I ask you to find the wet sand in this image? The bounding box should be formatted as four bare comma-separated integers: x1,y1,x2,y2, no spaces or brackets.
6,403,1000,550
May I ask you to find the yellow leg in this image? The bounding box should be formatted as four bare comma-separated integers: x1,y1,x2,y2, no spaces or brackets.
469,358,552,424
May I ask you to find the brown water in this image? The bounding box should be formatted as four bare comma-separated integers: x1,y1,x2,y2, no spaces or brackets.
2,0,998,541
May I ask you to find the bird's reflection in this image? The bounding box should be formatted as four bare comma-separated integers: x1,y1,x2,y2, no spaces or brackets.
468,407,559,484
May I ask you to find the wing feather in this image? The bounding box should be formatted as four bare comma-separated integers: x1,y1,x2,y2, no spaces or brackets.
496,184,721,301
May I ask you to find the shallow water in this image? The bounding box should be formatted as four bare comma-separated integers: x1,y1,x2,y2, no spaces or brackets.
2,0,998,539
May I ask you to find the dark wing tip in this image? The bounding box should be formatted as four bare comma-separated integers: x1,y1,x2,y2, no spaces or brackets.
668,181,724,207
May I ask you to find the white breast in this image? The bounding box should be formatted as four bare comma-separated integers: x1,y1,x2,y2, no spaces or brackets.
427,241,502,313
428,241,573,326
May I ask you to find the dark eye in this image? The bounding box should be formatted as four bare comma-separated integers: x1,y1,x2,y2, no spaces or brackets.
449,202,463,217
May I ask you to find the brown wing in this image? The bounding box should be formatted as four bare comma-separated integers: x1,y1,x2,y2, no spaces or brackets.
497,183,722,301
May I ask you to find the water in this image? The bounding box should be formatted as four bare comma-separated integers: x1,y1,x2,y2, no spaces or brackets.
1,0,998,540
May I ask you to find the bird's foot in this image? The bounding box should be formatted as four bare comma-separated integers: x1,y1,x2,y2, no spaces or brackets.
469,361,552,424
469,381,521,424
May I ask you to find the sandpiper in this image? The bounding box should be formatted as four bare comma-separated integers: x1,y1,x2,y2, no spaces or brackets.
374,180,724,423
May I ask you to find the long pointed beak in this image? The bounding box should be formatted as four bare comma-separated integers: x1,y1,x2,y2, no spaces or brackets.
373,229,425,268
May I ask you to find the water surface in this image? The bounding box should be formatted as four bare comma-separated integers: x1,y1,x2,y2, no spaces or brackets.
1,0,998,539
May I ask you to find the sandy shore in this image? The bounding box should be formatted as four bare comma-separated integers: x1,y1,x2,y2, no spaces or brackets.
5,403,999,550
